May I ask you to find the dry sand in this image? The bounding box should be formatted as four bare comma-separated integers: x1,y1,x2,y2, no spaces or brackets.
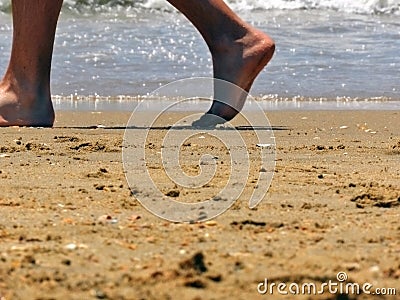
0,110,399,300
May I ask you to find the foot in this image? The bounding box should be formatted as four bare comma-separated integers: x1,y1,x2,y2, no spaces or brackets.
193,29,275,128
0,82,55,127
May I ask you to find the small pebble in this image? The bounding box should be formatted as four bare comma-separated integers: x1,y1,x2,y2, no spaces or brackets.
65,243,77,250
369,265,380,274
65,243,88,250
205,221,218,227
344,262,361,271
129,215,141,221
62,259,72,266
256,143,274,148
97,215,118,224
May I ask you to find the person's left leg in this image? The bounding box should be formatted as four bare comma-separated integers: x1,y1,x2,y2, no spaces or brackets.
167,0,275,125
0,0,63,127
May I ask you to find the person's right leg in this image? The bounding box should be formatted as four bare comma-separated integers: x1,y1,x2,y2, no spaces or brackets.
0,0,62,127
167,0,275,126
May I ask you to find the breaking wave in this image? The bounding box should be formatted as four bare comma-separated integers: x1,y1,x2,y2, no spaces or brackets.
0,0,399,15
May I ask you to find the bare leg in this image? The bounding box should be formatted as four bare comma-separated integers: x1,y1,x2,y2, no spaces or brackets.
167,0,275,125
0,0,62,127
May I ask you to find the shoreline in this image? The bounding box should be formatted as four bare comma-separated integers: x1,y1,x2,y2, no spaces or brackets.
52,96,400,113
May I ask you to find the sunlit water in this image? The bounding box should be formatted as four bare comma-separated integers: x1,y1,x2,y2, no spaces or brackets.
0,0,399,110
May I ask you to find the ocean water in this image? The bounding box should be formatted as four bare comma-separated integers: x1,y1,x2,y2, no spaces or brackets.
0,0,399,110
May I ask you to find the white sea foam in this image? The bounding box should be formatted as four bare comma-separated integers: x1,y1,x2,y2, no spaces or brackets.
0,0,399,15
108,0,400,15
225,0,400,14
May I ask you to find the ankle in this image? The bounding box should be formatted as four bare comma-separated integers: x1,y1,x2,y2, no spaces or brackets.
209,31,245,55
209,28,275,58
1,73,50,101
